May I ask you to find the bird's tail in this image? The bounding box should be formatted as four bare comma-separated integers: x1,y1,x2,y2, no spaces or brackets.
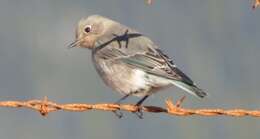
170,80,207,98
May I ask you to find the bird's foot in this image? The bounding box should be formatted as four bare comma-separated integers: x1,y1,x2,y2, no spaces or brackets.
113,110,123,119
133,106,144,119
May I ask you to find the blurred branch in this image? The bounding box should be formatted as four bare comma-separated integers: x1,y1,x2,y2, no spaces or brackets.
144,0,260,10
253,0,260,9
0,96,260,117
145,0,153,5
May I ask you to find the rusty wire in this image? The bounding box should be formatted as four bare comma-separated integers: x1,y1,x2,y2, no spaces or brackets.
0,96,260,117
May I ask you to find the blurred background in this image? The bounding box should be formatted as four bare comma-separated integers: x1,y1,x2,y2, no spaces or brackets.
0,0,260,139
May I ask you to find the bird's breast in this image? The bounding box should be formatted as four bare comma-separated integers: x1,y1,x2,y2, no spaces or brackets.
93,59,151,95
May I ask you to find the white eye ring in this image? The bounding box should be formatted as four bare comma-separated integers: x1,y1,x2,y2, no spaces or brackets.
84,25,92,33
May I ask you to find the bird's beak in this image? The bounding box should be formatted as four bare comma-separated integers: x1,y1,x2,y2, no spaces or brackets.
67,39,81,48
68,40,79,48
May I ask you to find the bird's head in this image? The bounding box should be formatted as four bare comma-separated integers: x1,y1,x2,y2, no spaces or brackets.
68,15,115,49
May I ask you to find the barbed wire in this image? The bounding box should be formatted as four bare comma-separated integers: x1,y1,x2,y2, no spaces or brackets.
0,96,260,117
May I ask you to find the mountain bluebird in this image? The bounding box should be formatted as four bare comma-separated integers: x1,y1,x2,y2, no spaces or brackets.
69,15,207,116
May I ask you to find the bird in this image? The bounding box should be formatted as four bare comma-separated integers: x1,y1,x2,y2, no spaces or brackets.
69,15,207,117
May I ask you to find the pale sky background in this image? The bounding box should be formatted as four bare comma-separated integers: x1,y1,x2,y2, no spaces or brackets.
0,0,260,139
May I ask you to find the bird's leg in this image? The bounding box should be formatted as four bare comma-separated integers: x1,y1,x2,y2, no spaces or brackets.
136,95,149,106
113,93,131,118
134,95,149,119
115,93,131,104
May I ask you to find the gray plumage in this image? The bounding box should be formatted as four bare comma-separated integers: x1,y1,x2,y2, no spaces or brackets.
70,15,207,103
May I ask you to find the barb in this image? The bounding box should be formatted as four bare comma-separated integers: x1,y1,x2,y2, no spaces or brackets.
0,96,260,117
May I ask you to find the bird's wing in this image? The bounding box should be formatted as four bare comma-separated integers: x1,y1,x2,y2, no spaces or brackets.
120,48,194,86
93,33,194,86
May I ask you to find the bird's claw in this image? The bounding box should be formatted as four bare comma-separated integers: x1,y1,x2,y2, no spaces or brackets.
113,110,123,118
134,107,144,119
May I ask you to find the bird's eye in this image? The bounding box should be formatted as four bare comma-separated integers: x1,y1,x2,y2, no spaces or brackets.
84,25,92,33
